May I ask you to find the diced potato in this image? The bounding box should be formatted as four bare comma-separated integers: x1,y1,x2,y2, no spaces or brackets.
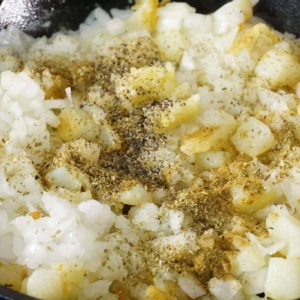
213,0,252,36
240,267,268,296
83,105,106,124
230,24,279,61
140,147,194,186
68,139,101,164
58,108,100,142
257,88,289,112
126,0,158,32
265,258,300,300
129,203,159,231
118,183,151,206
236,49,255,73
183,13,213,34
144,285,173,300
95,251,128,282
88,88,115,108
231,117,275,157
242,77,270,107
286,237,300,259
0,264,27,292
26,268,63,300
64,285,81,300
177,273,206,299
233,0,253,22
266,207,300,258
55,263,85,300
255,49,300,89
153,94,201,134
236,245,266,272
45,166,90,192
231,185,277,215
78,280,112,300
181,109,236,155
156,2,195,32
114,62,190,111
128,282,149,300
100,120,122,150
180,127,215,155
152,278,190,300
172,82,190,99
195,151,232,170
157,2,196,21
200,109,237,133
213,2,244,35
141,147,178,170
163,167,194,186
154,30,185,64
59,262,85,285
208,278,243,300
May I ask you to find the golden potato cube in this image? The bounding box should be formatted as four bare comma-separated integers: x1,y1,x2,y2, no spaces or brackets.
59,263,85,285
180,127,214,155
145,285,174,300
231,117,276,157
195,151,232,170
255,49,300,89
154,30,185,64
153,94,201,134
126,0,158,32
181,109,236,155
58,108,100,143
114,62,190,111
118,183,151,206
230,23,279,61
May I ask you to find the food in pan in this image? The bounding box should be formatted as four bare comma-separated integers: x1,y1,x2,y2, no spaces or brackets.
1,0,300,299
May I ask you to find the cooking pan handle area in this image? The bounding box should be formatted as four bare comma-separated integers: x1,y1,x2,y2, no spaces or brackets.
0,286,37,300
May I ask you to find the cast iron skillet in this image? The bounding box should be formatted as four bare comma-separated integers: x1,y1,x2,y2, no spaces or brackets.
0,286,36,300
0,0,299,37
0,0,299,299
